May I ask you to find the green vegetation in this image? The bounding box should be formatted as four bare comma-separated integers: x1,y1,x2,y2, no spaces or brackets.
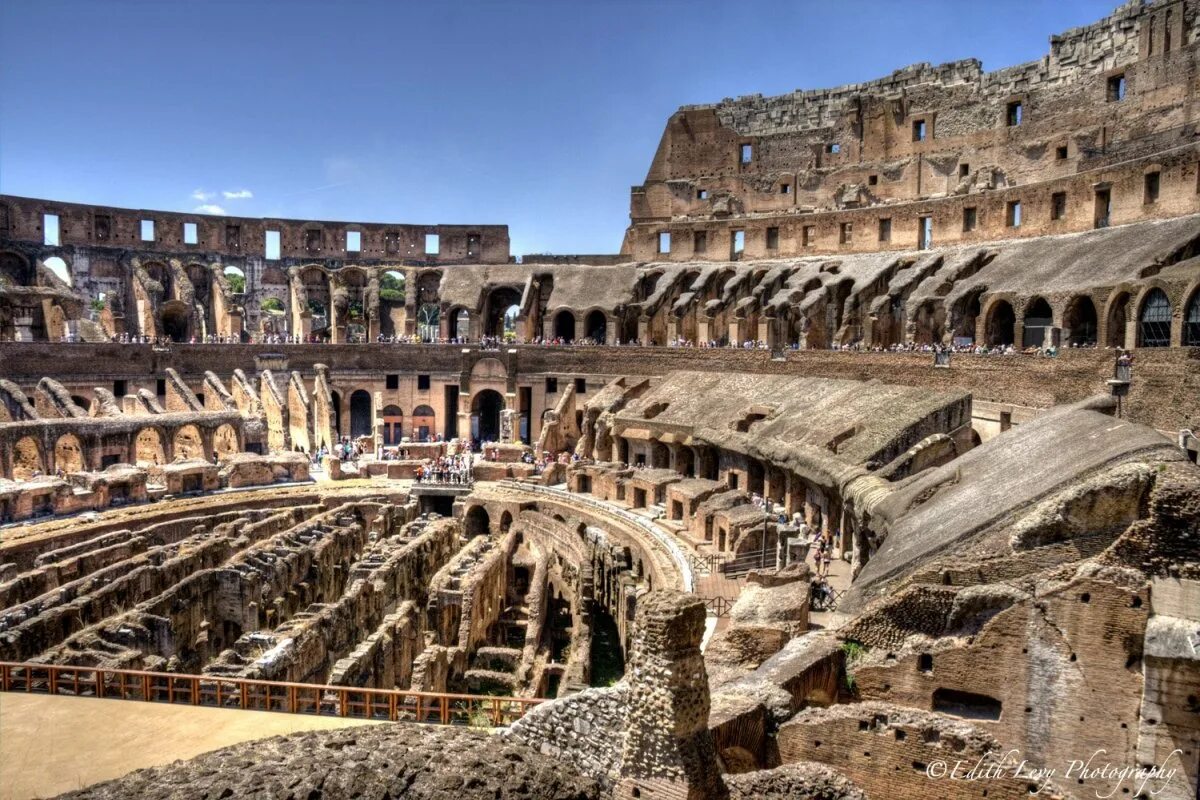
841,640,868,694
260,297,284,313
89,297,106,313
224,272,246,293
380,271,405,303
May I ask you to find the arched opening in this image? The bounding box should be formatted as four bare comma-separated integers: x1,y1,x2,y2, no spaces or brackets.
11,436,43,480
1063,296,1098,346
650,441,669,469
951,288,985,343
483,287,522,338
417,303,440,342
1138,288,1172,347
1106,292,1131,348
471,389,504,445
1022,297,1053,348
411,404,436,442
584,310,607,343
349,390,373,439
223,266,246,294
71,395,89,410
986,300,1015,346
553,310,576,342
382,405,404,445
499,510,513,533
380,270,405,303
53,434,84,473
676,446,695,477
464,505,491,538
42,256,71,286
134,428,165,467
213,424,239,458
1184,289,1200,346
160,302,190,343
0,251,33,286
173,424,204,461
330,390,343,436
448,308,470,340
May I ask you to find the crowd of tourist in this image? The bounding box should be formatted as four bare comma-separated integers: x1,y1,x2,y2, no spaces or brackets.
413,453,474,485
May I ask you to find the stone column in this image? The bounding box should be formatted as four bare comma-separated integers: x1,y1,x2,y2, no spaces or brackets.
697,317,711,344
616,592,728,800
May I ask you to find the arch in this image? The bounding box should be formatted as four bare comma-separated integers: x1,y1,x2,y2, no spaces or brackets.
222,265,246,294
382,404,404,445
417,303,440,342
448,307,470,340
0,251,33,287
985,300,1015,346
53,433,84,473
499,510,513,533
173,424,204,460
464,505,491,538
1062,295,1098,346
349,390,373,439
950,287,985,343
1184,287,1200,346
471,389,504,445
483,286,523,337
1022,297,1053,348
585,309,607,343
160,301,190,343
11,436,44,480
213,424,239,458
675,446,695,477
553,310,576,342
1106,291,1131,348
380,270,405,304
650,440,669,469
42,256,71,286
1137,288,1172,347
411,404,436,441
134,428,165,466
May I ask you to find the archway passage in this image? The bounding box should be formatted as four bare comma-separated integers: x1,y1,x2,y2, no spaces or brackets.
585,310,607,343
1138,288,1172,347
987,301,1015,346
349,390,373,439
382,405,404,445
1063,296,1098,346
464,505,490,537
1022,297,1053,348
54,434,84,473
1185,290,1200,346
417,304,440,342
173,424,204,460
1107,292,1130,348
161,303,189,343
471,389,504,445
448,308,470,341
409,404,436,442
12,436,44,480
553,310,575,342
484,287,522,338
213,424,239,458
134,428,165,467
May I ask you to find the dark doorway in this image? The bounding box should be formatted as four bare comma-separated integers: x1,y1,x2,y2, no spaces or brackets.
585,310,607,343
987,301,1016,346
554,310,576,342
471,389,504,445
161,305,189,342
349,390,372,438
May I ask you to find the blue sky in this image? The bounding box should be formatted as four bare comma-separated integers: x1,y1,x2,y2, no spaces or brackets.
1,0,1119,256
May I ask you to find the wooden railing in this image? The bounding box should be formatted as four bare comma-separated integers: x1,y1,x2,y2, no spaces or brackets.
0,662,542,727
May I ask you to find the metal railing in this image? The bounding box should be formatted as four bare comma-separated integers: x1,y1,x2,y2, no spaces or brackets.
0,662,542,727
698,596,735,617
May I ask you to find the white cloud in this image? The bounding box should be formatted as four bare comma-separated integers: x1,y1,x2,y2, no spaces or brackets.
222,189,253,199
194,204,227,215
191,189,214,201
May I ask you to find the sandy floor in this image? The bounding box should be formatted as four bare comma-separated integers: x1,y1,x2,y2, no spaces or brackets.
0,693,378,800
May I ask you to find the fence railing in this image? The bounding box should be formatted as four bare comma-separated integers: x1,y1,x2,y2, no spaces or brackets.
0,662,542,727
718,548,779,577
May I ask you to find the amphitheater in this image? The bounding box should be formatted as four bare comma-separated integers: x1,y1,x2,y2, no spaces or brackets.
1,2,1199,799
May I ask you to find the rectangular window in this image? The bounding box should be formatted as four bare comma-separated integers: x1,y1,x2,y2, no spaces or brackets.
304,229,322,253
912,119,927,142
417,374,431,391
1144,171,1160,204
1050,192,1067,221
918,216,933,249
346,231,361,252
1006,201,1022,227
657,231,671,254
963,207,977,232
265,230,281,260
545,377,558,393
467,233,481,256
739,143,752,164
385,374,399,390
226,225,241,250
94,215,111,241
693,230,707,253
425,233,439,255
574,378,586,394
731,229,745,258
839,222,853,244
384,231,400,254
43,213,60,246
697,189,708,200
826,143,840,154
1006,101,1023,126
766,227,779,250
780,183,791,194
868,174,878,186
878,218,892,242
183,222,198,245
803,225,815,247
1095,188,1112,228
1107,74,1126,102
156,378,166,397
140,219,155,241
113,380,127,397
959,163,970,178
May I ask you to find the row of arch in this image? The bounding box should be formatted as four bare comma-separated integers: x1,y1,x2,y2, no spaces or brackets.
5,423,241,480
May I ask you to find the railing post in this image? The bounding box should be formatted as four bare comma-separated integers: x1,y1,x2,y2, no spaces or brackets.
389,693,398,722
191,677,199,705
48,667,58,695
240,681,248,710
288,686,297,714
142,674,151,701
339,689,348,717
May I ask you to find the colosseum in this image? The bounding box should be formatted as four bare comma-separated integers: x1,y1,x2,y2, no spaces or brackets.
0,2,1198,799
